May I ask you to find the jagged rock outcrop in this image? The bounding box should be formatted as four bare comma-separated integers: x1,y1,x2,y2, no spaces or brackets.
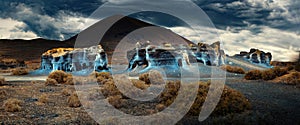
233,48,272,66
126,41,226,72
39,45,109,72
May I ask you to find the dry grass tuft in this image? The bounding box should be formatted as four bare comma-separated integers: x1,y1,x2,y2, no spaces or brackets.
131,79,148,90
61,88,72,96
245,67,288,80
47,70,74,85
244,70,262,80
155,104,166,111
107,95,124,108
273,71,300,86
0,77,5,85
48,70,73,84
221,65,245,74
39,94,49,103
158,81,251,116
0,90,8,98
67,93,81,108
11,68,29,76
139,70,165,85
45,78,58,86
3,98,23,112
100,79,122,97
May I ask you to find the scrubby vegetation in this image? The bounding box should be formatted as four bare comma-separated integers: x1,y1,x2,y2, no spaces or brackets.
11,68,29,75
0,77,5,85
95,72,251,117
244,70,262,80
0,90,8,98
273,72,300,87
61,88,72,96
158,81,251,116
139,70,165,85
3,98,23,112
47,70,74,85
45,78,58,86
245,67,288,80
67,93,81,108
221,65,245,74
39,94,49,103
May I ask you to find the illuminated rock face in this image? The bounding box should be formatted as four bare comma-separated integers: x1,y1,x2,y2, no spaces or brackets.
234,48,272,67
126,41,226,72
39,45,109,72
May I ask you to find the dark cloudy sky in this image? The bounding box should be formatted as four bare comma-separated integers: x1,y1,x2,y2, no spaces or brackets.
0,0,299,61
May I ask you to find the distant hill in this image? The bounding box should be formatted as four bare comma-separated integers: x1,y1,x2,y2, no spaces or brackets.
0,15,194,63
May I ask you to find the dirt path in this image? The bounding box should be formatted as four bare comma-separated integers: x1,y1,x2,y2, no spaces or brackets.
0,73,47,82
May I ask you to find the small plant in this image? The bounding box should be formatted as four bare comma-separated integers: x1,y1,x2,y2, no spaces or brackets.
62,88,72,96
274,72,300,86
0,77,5,85
39,94,49,103
261,69,277,80
11,68,29,75
244,70,262,80
107,95,124,108
221,65,246,74
155,104,165,111
0,90,8,98
131,79,148,90
45,78,58,86
48,70,73,84
139,70,165,85
67,93,81,108
158,81,251,116
3,98,23,112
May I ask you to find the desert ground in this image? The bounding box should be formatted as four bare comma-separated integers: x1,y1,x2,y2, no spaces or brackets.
0,66,299,125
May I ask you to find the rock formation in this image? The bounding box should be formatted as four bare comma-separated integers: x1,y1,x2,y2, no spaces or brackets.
233,48,272,66
39,45,109,73
126,41,226,72
38,41,226,74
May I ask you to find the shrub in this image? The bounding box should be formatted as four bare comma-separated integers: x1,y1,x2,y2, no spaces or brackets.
48,70,73,84
67,93,81,107
221,65,245,74
39,94,49,103
100,79,122,97
0,90,8,98
155,104,165,111
45,78,58,86
11,68,28,75
272,67,288,77
131,79,148,90
244,70,262,80
261,67,288,81
273,72,300,86
62,88,72,96
0,77,5,85
64,75,74,85
90,72,112,85
158,81,251,116
91,72,112,79
107,95,124,108
139,70,165,85
3,98,23,112
261,69,277,80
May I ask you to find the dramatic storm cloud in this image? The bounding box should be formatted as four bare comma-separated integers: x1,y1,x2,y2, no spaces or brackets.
0,0,299,61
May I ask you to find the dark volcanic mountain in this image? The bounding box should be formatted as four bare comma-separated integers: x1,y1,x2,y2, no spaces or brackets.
0,15,194,63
